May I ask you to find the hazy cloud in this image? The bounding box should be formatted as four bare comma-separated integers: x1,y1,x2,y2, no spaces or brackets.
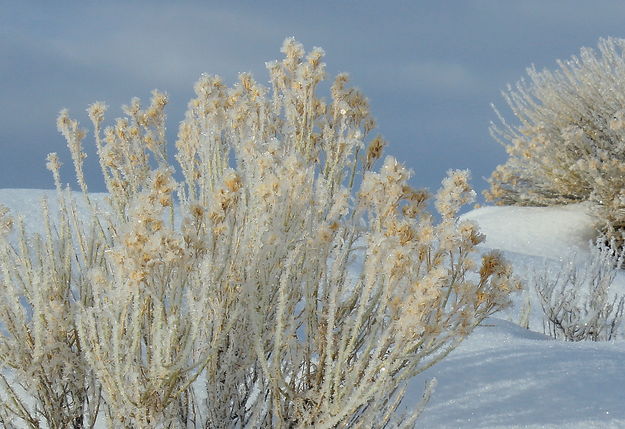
2,0,625,195
376,61,483,95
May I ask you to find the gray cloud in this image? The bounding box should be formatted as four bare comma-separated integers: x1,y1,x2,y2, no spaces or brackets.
2,0,625,198
370,60,484,95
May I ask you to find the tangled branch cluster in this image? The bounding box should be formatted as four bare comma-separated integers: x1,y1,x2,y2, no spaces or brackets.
534,239,624,342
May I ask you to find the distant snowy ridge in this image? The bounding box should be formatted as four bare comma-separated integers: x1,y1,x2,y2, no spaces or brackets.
0,190,600,259
0,188,108,238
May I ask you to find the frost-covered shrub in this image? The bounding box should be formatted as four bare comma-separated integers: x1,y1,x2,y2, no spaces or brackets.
0,39,518,428
534,239,625,342
486,37,625,241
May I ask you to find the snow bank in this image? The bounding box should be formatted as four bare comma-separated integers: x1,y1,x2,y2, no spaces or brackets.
461,203,599,260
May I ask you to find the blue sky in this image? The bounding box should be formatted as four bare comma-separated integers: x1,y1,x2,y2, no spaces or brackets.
3,1,625,199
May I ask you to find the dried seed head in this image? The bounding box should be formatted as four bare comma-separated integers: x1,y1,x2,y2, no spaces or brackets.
87,102,108,126
0,205,12,236
365,135,386,169
479,251,509,280
224,172,243,193
46,152,62,173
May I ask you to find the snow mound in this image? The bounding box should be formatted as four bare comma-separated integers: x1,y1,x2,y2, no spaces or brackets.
461,203,599,260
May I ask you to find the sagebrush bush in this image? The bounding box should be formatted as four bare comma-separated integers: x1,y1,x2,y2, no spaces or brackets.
533,239,625,342
0,39,518,428
486,37,625,241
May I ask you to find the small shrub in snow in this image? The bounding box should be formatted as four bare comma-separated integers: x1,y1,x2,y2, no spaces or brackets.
486,37,625,242
0,39,518,428
534,239,625,342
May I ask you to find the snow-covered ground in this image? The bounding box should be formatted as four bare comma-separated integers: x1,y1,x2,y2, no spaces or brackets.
0,190,623,428
405,203,625,428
